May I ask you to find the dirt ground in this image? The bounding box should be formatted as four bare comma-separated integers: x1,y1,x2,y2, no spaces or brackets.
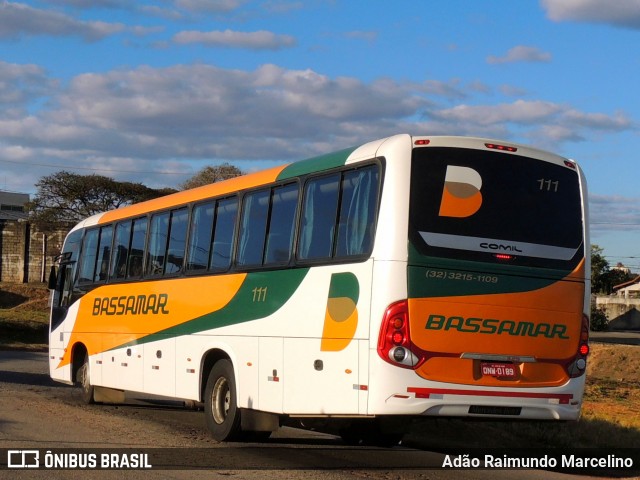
0,282,50,310
587,341,640,383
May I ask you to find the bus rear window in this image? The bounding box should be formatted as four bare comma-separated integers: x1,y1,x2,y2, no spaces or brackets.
409,147,584,269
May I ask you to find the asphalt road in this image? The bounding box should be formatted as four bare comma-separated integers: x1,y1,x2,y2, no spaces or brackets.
590,330,640,346
0,350,632,480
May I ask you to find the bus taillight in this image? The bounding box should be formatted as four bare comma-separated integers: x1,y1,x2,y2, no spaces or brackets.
377,301,427,369
485,142,518,152
567,314,590,378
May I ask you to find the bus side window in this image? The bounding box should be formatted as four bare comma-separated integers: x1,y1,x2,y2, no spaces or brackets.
111,221,132,279
146,212,170,276
187,202,215,271
94,226,113,283
128,217,147,279
165,208,188,275
237,190,270,267
298,174,340,261
264,183,299,265
78,229,100,284
336,165,379,257
210,197,238,271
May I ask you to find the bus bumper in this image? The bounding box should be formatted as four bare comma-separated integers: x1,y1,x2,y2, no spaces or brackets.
382,386,582,420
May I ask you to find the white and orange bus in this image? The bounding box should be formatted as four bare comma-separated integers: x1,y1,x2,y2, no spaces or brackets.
48,134,590,445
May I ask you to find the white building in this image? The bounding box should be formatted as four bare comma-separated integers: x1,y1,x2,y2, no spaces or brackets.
596,276,640,330
0,191,29,220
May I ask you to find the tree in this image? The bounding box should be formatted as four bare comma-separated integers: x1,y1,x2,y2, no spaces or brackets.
590,244,610,294
590,244,634,294
26,171,176,232
590,306,609,331
181,163,244,190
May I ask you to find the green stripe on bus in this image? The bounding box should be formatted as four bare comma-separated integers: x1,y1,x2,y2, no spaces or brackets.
276,147,357,181
407,265,570,298
113,268,310,349
407,246,577,298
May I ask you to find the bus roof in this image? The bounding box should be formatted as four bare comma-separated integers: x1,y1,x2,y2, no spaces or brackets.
85,134,577,227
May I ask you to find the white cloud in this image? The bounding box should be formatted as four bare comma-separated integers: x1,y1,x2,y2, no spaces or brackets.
541,0,640,29
139,5,184,20
138,0,246,20
0,61,635,194
564,110,632,131
0,61,56,115
129,25,165,37
417,79,468,100
0,1,125,41
0,63,425,166
590,194,640,232
424,99,635,152
174,0,247,13
43,0,133,8
499,84,529,97
433,100,562,125
173,29,296,50
487,45,552,64
262,1,304,14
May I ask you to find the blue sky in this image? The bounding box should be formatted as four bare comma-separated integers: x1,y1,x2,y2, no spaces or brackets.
0,0,639,269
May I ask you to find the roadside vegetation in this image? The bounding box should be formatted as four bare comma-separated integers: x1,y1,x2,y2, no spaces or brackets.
0,283,49,348
1,282,639,449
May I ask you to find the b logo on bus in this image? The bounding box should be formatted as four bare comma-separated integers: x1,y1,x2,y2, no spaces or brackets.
321,272,359,352
439,165,483,218
425,314,570,339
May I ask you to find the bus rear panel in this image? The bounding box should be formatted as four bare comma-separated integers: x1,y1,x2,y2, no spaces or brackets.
376,138,588,420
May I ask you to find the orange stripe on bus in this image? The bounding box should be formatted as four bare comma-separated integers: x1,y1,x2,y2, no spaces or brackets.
99,165,288,224
408,260,586,385
57,273,246,368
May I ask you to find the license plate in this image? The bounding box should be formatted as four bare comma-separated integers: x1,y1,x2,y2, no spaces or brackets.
481,362,518,379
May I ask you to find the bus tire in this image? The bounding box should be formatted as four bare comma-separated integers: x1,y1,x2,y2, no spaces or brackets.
204,359,242,442
78,353,95,405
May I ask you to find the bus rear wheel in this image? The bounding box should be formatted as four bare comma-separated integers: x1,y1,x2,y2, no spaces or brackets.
204,359,242,441
77,353,95,405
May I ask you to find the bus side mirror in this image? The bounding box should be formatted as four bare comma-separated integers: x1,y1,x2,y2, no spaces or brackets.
48,266,57,290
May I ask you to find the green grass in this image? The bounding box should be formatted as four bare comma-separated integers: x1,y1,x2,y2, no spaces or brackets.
0,311,48,346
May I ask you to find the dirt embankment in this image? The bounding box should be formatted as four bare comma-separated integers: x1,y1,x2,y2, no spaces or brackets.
0,282,50,310
587,342,640,383
0,282,50,348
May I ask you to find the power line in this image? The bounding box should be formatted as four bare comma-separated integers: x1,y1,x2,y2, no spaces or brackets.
591,222,640,226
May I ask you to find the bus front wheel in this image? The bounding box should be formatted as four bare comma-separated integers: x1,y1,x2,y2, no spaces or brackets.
204,359,242,441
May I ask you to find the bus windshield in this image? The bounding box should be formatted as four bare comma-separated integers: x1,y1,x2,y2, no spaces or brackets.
409,146,584,270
